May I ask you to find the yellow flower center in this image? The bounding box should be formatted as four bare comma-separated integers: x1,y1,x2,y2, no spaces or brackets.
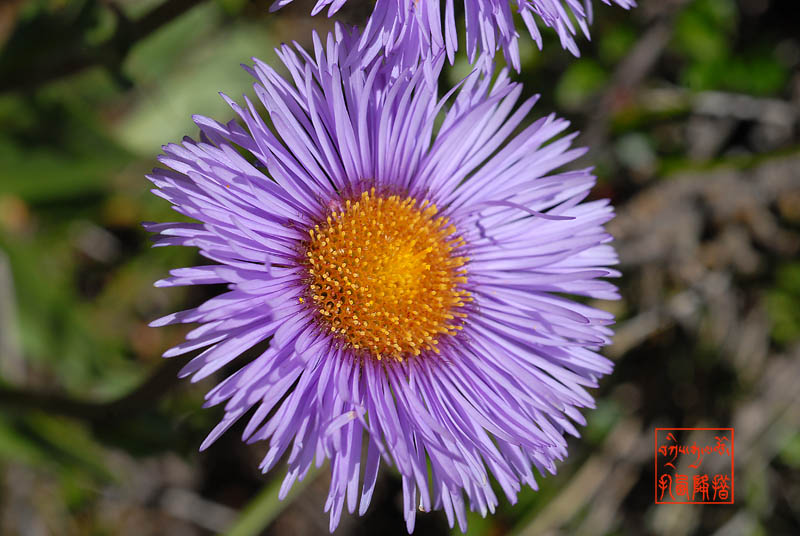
301,188,470,361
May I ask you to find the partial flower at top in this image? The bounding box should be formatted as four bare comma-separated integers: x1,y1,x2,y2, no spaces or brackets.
269,0,636,70
146,24,619,533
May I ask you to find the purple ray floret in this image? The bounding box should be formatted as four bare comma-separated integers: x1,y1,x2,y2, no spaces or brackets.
146,24,619,533
272,0,636,70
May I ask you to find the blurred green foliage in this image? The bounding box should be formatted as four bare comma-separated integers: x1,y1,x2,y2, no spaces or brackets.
767,263,800,346
0,0,798,535
673,0,787,94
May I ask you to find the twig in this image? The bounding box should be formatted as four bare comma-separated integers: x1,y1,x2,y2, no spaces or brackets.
580,1,690,150
161,486,239,533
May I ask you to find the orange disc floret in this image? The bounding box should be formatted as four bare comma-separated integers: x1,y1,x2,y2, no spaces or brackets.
301,188,470,361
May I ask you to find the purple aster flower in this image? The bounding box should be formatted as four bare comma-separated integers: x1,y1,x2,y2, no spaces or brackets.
146,25,618,533
271,0,636,70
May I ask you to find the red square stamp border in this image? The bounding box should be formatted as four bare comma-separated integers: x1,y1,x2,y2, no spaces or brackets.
654,427,735,505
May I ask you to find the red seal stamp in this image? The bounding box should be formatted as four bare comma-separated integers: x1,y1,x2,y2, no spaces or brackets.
655,428,734,504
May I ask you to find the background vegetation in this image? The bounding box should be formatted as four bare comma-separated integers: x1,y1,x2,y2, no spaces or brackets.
0,0,798,534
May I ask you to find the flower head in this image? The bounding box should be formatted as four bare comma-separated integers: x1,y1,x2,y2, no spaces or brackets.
147,25,618,532
272,0,636,70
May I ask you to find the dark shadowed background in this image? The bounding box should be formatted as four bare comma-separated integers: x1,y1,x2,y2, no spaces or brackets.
0,0,799,534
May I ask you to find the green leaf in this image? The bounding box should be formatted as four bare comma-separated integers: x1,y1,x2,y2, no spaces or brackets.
556,60,608,111
115,5,274,156
215,0,250,15
599,24,637,64
26,413,116,481
0,415,50,466
766,263,800,345
673,0,737,62
778,432,800,468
